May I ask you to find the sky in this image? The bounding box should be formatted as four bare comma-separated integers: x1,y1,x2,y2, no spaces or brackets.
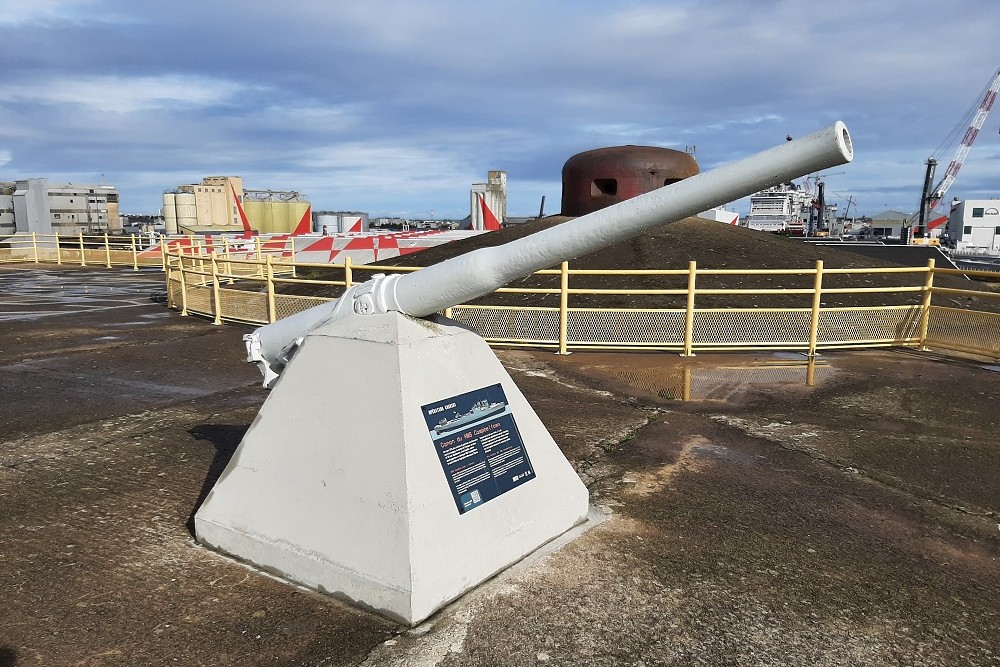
0,0,997,219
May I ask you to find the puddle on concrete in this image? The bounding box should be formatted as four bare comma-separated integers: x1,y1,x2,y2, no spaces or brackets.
690,441,753,463
770,351,811,360
562,352,834,403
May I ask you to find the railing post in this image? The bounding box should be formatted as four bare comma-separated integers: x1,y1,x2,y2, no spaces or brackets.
165,250,174,308
198,237,208,278
344,256,353,288
557,261,571,355
266,255,277,323
78,233,87,267
31,232,39,263
104,232,112,268
255,236,263,263
178,255,189,316
130,234,139,271
223,236,234,284
682,261,697,357
290,237,297,278
211,254,223,325
807,260,824,357
55,234,62,265
159,235,167,271
918,258,936,350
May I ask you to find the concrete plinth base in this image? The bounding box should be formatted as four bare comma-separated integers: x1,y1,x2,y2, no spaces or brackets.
194,312,589,625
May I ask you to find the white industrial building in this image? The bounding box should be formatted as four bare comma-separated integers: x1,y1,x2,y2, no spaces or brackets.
946,199,1000,253
469,171,506,230
0,178,121,236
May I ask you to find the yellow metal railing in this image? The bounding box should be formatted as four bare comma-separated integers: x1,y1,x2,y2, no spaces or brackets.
157,249,1000,360
0,231,161,269
3,232,997,360
0,231,296,272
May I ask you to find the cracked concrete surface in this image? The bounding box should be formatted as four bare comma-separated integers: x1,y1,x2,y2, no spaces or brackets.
1,266,998,666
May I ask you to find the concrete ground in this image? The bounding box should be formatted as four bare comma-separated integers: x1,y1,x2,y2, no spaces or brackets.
1,265,998,667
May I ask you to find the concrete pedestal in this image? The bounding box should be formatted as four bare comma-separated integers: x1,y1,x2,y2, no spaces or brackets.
194,312,589,625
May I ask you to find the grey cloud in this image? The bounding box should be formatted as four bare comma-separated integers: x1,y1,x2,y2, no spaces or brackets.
0,0,996,217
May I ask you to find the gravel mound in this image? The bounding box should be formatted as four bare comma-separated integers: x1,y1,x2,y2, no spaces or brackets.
367,217,998,311
281,217,998,311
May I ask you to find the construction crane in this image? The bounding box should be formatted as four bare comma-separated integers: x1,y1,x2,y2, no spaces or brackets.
837,194,855,220
804,171,844,236
914,66,1000,237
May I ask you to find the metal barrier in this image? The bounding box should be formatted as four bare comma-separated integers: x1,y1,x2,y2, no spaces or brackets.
0,231,162,269
3,232,996,359
159,249,1000,360
0,232,294,272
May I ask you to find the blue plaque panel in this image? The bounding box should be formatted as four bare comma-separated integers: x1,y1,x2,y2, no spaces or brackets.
421,384,535,514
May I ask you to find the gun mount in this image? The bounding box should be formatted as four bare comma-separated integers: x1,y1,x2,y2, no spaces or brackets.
245,121,853,387
198,121,854,625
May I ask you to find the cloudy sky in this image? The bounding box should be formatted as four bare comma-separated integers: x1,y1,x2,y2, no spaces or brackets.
1,0,997,219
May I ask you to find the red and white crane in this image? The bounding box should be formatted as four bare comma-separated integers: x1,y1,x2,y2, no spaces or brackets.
916,66,1000,234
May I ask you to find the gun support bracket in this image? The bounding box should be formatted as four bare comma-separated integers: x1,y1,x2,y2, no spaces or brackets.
246,273,406,388
350,273,403,316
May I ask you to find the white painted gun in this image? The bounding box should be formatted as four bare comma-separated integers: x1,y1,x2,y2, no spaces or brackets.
246,121,854,387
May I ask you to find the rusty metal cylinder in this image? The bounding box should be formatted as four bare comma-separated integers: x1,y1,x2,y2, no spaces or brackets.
561,145,699,216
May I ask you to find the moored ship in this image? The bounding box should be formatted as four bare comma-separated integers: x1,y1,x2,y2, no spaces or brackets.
743,181,812,234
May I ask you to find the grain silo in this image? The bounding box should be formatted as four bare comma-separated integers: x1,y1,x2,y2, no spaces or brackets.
162,193,178,234
175,192,198,232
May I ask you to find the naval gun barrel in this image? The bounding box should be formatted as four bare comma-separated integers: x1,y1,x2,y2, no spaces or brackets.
247,121,854,386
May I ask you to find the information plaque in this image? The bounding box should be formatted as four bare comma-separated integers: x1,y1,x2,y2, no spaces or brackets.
421,384,535,514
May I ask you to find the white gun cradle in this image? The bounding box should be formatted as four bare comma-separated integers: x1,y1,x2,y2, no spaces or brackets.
194,122,854,624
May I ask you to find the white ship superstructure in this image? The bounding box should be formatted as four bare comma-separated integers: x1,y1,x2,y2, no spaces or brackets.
744,182,812,234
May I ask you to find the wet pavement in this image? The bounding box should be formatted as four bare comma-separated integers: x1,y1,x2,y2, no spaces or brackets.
1,264,998,666
0,266,164,322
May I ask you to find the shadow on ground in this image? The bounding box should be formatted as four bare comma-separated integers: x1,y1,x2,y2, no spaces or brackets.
185,423,249,535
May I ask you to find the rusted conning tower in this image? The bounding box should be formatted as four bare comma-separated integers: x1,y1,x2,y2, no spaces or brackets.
561,145,699,217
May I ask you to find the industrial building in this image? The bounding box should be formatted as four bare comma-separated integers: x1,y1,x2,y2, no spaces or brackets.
946,199,1000,253
470,171,506,230
866,210,911,239
315,211,369,234
0,178,121,236
162,176,311,235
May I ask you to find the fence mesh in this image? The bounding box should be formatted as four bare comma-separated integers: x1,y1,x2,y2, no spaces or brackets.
817,306,922,345
450,308,561,344
275,294,332,321
926,306,1000,358
569,309,687,345
215,287,266,325
448,305,930,350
